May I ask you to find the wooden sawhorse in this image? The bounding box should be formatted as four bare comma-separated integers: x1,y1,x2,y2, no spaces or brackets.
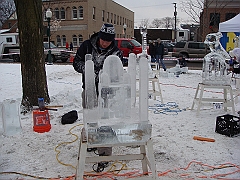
136,77,163,102
191,83,235,115
76,128,158,180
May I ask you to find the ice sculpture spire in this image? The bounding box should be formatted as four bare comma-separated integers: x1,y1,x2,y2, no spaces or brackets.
139,26,148,55
136,26,155,79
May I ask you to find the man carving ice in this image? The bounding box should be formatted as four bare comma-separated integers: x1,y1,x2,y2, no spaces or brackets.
73,23,123,170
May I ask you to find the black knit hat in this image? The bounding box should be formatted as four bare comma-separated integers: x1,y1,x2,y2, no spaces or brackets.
98,23,115,42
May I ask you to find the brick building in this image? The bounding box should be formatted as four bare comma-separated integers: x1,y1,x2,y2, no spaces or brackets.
2,0,134,50
42,0,134,49
200,0,240,41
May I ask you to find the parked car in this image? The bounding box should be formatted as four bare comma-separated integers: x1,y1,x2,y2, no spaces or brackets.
162,41,175,52
172,41,210,58
115,38,146,57
43,42,70,62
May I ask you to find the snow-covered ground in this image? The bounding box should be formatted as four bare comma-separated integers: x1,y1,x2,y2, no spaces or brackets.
0,63,240,179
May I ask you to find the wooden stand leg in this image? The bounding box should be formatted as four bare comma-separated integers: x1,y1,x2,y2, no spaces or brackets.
229,87,236,114
76,129,87,180
140,145,148,174
157,81,163,103
224,88,227,112
191,83,200,110
152,81,156,100
197,84,204,115
146,139,157,179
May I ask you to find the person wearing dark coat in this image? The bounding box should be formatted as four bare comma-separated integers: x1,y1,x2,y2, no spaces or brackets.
178,54,187,67
73,23,123,98
73,23,123,161
155,38,166,71
70,42,73,51
149,40,156,63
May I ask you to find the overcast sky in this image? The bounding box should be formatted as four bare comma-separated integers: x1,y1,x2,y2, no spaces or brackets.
114,0,190,26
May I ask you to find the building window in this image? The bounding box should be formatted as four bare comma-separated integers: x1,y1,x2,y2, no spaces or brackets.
93,7,95,20
78,34,83,46
73,6,77,19
107,12,109,22
209,13,220,27
61,7,65,20
73,35,77,46
79,6,83,19
55,8,59,19
6,37,13,42
114,14,116,24
111,13,113,23
225,13,236,21
120,16,122,25
102,10,105,21
56,35,61,47
117,15,119,25
62,35,66,46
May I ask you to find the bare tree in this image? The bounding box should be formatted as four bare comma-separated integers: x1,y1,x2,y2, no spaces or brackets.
162,17,174,29
180,0,234,23
179,0,204,24
139,18,150,28
151,18,163,28
0,0,16,28
14,0,50,111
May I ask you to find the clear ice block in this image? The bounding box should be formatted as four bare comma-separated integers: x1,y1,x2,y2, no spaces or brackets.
2,99,22,136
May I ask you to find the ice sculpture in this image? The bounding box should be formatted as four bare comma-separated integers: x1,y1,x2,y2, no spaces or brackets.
166,60,181,76
202,32,230,85
136,26,155,79
84,54,152,145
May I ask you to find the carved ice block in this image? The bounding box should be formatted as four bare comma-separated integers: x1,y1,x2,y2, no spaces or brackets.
85,55,152,145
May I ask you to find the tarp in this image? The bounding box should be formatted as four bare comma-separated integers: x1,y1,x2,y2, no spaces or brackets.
219,14,240,32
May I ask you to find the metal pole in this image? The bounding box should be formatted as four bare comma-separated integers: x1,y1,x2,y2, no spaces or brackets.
47,18,53,65
124,28,126,38
173,3,177,42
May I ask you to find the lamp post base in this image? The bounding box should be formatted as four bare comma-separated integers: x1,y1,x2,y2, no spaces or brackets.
47,50,53,65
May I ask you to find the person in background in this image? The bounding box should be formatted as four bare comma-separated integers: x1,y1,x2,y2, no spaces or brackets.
155,38,166,71
149,40,156,63
70,42,73,51
229,55,240,75
66,42,69,50
178,54,187,67
73,23,123,169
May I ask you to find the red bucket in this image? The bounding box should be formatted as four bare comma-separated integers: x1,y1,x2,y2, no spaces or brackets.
33,110,51,133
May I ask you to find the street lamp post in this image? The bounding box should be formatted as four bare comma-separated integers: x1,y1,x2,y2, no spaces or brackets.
46,8,53,65
123,24,127,38
173,3,177,42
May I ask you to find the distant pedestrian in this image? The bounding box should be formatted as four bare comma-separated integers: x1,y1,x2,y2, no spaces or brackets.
149,40,156,63
155,38,166,71
178,54,187,67
70,42,73,51
66,42,69,50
